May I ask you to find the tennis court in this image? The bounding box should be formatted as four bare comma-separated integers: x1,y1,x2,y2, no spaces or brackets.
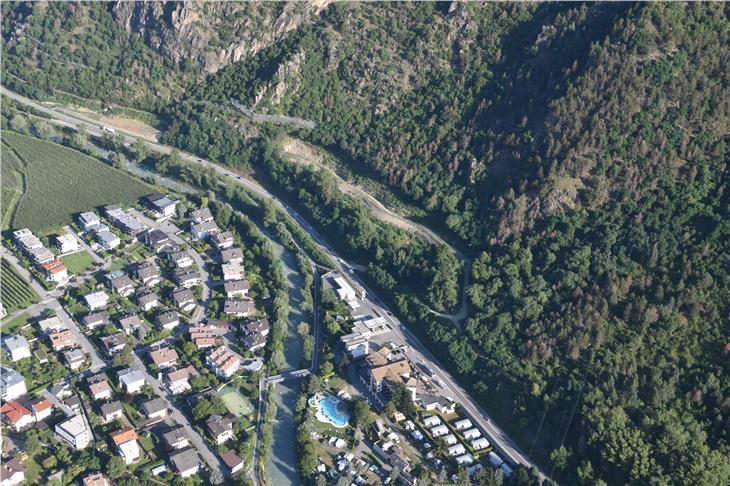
219,386,254,416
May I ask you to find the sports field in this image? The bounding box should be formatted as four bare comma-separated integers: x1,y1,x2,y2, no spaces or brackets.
219,386,255,417
1,132,151,232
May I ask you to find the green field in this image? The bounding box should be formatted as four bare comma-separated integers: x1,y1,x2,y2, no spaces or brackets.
0,312,31,333
1,131,152,232
60,250,95,274
219,386,255,416
0,259,39,315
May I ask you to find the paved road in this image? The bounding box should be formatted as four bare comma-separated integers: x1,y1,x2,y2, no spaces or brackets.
2,86,549,482
129,209,211,324
2,247,105,371
129,352,226,478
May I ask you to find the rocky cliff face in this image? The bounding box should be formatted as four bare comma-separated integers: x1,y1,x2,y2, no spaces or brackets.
113,0,330,73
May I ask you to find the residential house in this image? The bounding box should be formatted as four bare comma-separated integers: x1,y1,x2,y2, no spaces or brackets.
95,230,121,251
141,398,168,420
206,346,241,378
144,230,171,253
144,193,176,219
2,335,31,362
168,250,193,268
423,415,442,428
206,414,235,444
165,366,198,395
111,427,140,464
99,401,124,423
430,424,449,437
49,329,75,351
55,233,79,254
448,444,466,457
65,395,82,414
221,450,244,474
223,279,250,298
101,333,127,356
88,375,112,401
421,395,456,415
463,428,482,440
41,259,68,283
38,315,66,334
84,290,109,310
189,207,213,224
223,298,255,318
173,269,201,288
221,261,245,281
0,401,33,431
105,206,145,235
340,333,369,359
49,381,72,400
55,415,91,449
29,398,53,422
161,424,189,450
137,291,160,311
117,368,146,394
118,314,143,335
0,457,26,486
28,246,55,265
219,247,243,264
242,332,267,352
156,311,180,331
0,367,26,401
191,220,219,241
82,311,109,330
149,347,179,369
455,454,474,466
78,212,100,231
169,448,201,478
443,434,458,446
109,274,136,297
13,228,40,249
188,320,231,349
136,262,162,286
243,318,270,337
471,437,490,450
63,348,87,370
82,473,111,486
211,230,234,249
454,418,473,431
172,287,196,312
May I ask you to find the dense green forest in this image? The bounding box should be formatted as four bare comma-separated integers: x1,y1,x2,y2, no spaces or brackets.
2,1,729,485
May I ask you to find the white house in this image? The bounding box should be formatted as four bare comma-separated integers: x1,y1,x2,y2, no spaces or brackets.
0,457,26,486
443,433,458,445
423,415,442,428
487,451,503,468
111,427,140,464
222,261,245,281
410,430,424,441
0,367,26,401
471,437,490,450
55,415,91,449
84,290,109,310
455,454,474,466
454,418,472,431
448,444,466,456
117,368,145,394
2,335,31,362
170,448,201,478
141,398,168,420
30,398,53,422
96,230,121,251
430,424,449,437
191,220,219,240
462,428,482,440
78,212,100,231
206,347,241,379
56,233,79,254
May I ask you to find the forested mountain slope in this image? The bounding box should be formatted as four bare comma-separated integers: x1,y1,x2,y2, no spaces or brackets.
2,2,728,485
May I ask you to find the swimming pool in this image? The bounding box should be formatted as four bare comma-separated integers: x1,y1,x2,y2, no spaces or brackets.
313,394,350,428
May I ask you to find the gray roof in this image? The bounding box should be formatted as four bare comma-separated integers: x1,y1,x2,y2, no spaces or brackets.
118,314,143,332
137,292,159,305
3,335,29,353
219,247,243,263
224,279,250,293
157,311,180,326
63,348,86,362
137,263,161,279
189,207,213,222
100,400,124,416
172,288,195,306
206,414,234,437
244,318,270,335
110,275,135,292
0,366,25,389
82,311,109,326
141,397,167,416
162,425,189,448
170,448,201,473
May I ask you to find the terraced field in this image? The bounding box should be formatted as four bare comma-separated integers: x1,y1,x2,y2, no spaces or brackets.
0,258,39,315
1,131,152,232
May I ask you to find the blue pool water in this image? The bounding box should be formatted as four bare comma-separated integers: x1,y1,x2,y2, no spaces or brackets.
318,395,350,427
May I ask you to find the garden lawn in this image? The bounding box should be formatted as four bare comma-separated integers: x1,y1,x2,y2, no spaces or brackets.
0,313,32,333
219,386,255,416
60,251,95,274
2,131,152,232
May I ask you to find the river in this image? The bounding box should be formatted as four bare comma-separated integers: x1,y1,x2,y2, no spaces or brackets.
266,237,307,486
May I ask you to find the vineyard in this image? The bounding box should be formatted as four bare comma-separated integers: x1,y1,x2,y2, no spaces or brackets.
0,258,39,315
1,131,152,232
1,142,24,230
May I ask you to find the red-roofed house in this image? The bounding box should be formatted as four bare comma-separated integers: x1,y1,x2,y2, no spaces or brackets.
0,401,34,431
30,398,53,422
